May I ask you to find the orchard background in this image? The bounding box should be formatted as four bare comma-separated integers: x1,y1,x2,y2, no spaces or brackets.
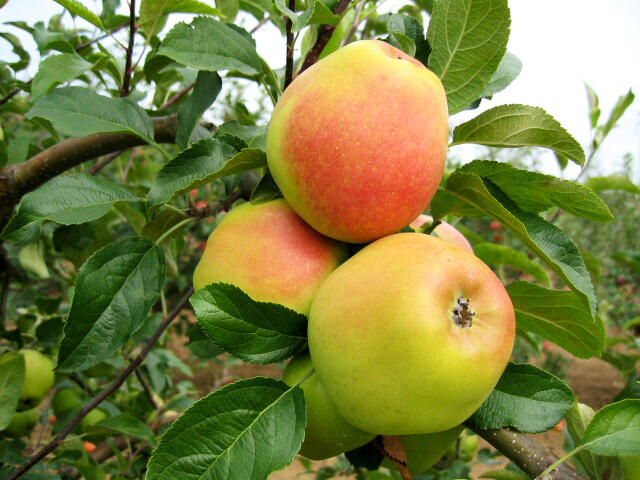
0,0,639,479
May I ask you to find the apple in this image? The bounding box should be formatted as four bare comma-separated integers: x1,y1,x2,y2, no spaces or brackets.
3,408,38,438
409,214,473,253
308,233,515,434
52,387,83,416
193,199,348,314
19,349,55,408
458,431,478,462
266,40,448,243
282,352,375,459
620,455,640,479
489,221,503,231
80,408,107,443
402,426,463,475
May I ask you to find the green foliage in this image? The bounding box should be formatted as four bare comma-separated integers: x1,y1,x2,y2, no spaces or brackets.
468,363,574,433
146,377,306,480
0,354,25,431
191,283,308,364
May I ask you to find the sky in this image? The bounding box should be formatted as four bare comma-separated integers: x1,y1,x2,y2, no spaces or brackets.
1,0,639,181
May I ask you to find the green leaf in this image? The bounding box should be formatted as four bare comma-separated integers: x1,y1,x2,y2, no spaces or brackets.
31,53,93,101
187,323,225,359
585,83,600,129
1,174,138,245
0,353,25,431
601,350,640,376
479,470,528,480
191,283,308,364
56,237,166,372
474,243,550,286
147,138,266,209
18,242,50,279
468,363,574,433
595,89,635,149
581,250,600,283
140,0,223,40
159,17,263,75
250,170,281,204
88,414,157,447
386,14,429,63
451,105,586,166
581,399,640,456
506,281,604,359
432,173,597,315
479,52,522,98
611,251,640,275
215,121,266,150
51,0,105,29
274,0,339,32
427,0,510,114
458,160,612,222
26,87,155,143
146,376,306,480
565,401,624,480
176,71,222,149
0,32,30,72
585,175,640,195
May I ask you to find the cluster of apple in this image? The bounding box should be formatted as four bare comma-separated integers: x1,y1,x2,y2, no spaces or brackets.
194,40,515,473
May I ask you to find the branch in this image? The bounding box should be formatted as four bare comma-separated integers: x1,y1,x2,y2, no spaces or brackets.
160,82,195,110
0,115,177,230
88,151,124,175
121,0,137,97
284,0,296,89
299,0,351,73
470,427,589,480
5,287,194,480
134,367,158,411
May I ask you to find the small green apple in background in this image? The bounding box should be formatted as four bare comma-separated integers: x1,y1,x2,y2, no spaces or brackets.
267,40,448,243
193,199,347,314
4,408,38,438
309,233,515,434
282,352,374,460
19,349,55,408
52,387,83,416
458,431,478,462
80,409,108,443
409,214,473,253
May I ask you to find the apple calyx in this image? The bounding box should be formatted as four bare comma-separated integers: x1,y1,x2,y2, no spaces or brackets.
452,296,475,328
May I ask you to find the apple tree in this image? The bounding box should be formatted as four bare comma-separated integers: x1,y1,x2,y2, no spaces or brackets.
0,0,638,479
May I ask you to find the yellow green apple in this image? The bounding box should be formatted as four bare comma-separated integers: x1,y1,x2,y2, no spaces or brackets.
193,199,348,314
308,233,515,434
266,40,448,243
19,349,55,408
52,387,83,416
410,214,473,253
282,352,375,460
4,408,38,438
402,426,464,475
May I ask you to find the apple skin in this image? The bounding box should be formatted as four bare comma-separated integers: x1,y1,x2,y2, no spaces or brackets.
4,408,38,438
620,455,640,480
266,40,448,244
282,353,375,460
398,426,463,475
19,349,55,408
409,214,473,253
308,233,515,434
52,388,83,416
193,199,348,314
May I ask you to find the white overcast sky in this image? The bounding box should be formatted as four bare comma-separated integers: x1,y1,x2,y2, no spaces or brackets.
1,0,639,181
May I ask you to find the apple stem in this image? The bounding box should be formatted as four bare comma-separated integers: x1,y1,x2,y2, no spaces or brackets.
452,296,474,328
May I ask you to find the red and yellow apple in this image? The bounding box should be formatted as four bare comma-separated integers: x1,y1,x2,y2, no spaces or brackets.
193,199,348,314
308,233,515,434
266,40,449,243
282,352,375,460
410,214,473,253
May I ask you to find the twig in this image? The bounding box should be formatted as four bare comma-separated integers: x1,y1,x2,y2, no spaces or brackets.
120,151,136,184
134,368,158,410
0,88,20,107
342,0,365,46
186,190,243,219
249,16,270,34
299,0,351,73
76,23,128,52
159,82,195,110
284,0,296,89
5,287,194,480
121,0,137,97
470,427,589,480
88,151,123,175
